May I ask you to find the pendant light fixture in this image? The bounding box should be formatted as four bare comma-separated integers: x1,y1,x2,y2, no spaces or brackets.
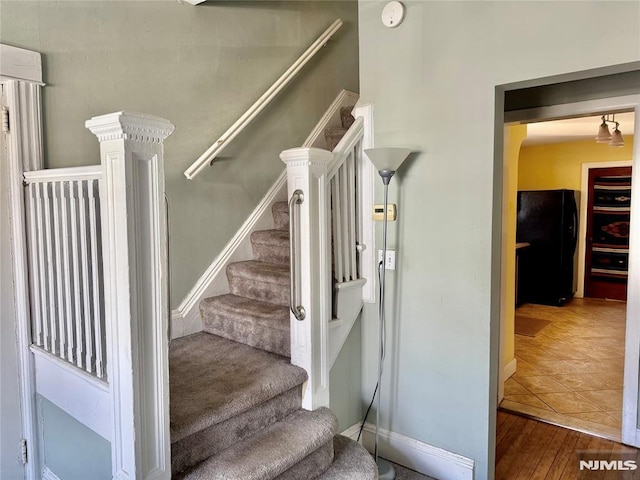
595,114,624,147
609,124,625,147
595,116,612,143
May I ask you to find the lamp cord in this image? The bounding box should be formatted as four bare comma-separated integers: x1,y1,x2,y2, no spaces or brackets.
356,258,387,443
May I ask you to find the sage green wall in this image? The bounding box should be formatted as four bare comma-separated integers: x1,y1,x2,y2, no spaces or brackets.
0,0,359,307
329,316,362,431
357,2,639,478
38,396,111,480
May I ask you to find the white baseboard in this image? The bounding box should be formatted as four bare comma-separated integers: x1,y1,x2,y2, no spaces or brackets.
341,422,362,440
170,306,202,340
504,357,517,380
42,466,61,480
170,89,359,339
343,423,474,480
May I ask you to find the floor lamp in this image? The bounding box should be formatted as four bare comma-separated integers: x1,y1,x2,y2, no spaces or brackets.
364,147,412,480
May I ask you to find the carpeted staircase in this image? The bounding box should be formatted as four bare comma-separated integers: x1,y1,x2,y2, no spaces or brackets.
170,108,377,480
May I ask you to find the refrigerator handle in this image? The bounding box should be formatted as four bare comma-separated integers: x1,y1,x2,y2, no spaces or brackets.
570,199,578,252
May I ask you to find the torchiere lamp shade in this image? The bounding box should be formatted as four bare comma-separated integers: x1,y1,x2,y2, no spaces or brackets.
364,148,412,181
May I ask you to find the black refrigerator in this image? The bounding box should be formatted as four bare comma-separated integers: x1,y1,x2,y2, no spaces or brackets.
516,189,578,306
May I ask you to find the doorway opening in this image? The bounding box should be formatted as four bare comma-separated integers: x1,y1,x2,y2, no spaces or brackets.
500,109,636,442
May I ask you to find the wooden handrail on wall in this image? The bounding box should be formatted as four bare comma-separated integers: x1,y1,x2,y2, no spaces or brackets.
184,19,343,180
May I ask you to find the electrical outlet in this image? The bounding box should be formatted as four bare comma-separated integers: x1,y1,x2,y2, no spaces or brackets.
378,249,396,270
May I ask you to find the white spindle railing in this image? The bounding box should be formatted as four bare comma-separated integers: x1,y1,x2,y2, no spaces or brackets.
330,138,362,284
24,166,107,379
280,113,368,409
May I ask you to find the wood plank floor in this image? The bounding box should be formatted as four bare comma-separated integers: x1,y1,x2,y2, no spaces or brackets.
496,411,640,479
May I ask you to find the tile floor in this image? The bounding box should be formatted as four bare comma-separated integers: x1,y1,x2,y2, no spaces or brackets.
500,297,626,441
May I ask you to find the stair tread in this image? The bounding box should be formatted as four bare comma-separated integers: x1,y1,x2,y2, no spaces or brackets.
181,407,338,480
201,294,289,332
227,260,289,285
172,386,301,474
251,229,289,246
325,126,349,136
316,435,377,480
169,332,306,443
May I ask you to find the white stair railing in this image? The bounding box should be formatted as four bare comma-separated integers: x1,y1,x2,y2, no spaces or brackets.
24,166,107,379
280,111,370,409
20,112,174,479
185,19,343,180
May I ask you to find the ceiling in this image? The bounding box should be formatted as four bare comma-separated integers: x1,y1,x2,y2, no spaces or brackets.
523,112,635,146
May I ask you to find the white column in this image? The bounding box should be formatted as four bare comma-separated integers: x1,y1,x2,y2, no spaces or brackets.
86,112,174,480
2,77,44,480
280,147,333,410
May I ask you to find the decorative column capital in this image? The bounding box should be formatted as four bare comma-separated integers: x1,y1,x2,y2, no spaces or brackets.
85,111,175,143
280,147,333,170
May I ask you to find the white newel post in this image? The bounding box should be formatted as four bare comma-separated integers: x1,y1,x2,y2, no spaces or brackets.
280,147,333,410
86,112,174,480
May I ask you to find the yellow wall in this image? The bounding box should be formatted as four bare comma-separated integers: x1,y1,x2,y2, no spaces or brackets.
502,125,527,374
502,135,635,382
518,137,635,190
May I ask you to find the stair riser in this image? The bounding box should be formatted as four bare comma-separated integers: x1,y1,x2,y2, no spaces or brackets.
275,441,335,480
203,314,290,357
172,386,302,475
228,274,289,307
317,435,378,480
273,210,289,231
325,131,345,151
252,242,289,267
340,107,355,130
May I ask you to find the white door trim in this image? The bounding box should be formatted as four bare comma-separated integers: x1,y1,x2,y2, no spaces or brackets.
1,43,45,480
576,160,633,299
0,44,43,85
502,94,640,447
623,101,640,446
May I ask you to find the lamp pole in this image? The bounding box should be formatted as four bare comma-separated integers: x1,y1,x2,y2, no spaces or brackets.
375,170,395,480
